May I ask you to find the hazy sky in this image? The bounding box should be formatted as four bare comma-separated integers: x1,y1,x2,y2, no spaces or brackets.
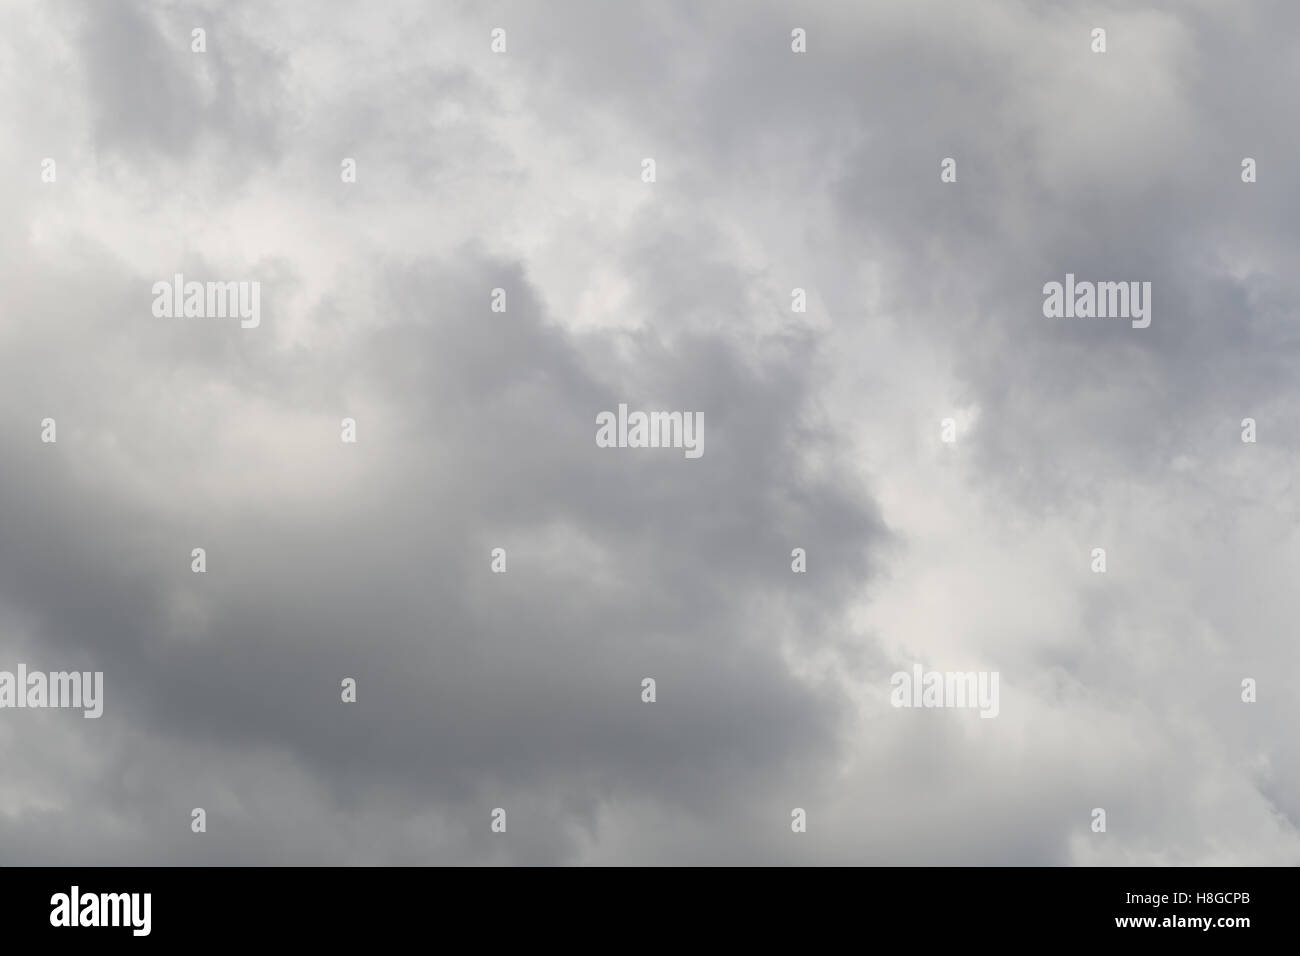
1,0,1297,865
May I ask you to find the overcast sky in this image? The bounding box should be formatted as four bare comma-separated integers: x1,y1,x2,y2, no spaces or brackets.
1,0,1297,865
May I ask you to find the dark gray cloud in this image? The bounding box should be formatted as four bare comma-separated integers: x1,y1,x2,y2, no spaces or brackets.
0,0,1295,865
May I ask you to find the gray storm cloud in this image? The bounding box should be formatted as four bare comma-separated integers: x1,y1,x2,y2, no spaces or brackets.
0,0,1295,864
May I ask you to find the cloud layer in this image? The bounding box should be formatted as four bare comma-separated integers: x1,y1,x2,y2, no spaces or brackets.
0,0,1296,865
